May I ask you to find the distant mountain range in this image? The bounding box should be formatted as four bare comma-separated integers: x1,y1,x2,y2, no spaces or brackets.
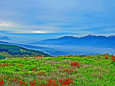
28,35,115,56
30,35,115,48
0,36,11,40
1,35,115,56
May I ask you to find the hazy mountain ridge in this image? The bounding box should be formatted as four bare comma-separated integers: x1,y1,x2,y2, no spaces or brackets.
1,35,115,56
0,36,11,40
30,35,115,48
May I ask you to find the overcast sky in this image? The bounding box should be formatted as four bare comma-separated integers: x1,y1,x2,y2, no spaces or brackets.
0,0,115,43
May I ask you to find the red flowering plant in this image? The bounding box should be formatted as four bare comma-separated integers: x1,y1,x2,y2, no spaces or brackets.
19,79,28,85
30,80,36,86
111,58,115,65
59,78,74,85
38,71,46,75
0,80,3,86
105,56,109,59
47,79,59,86
62,69,77,74
0,80,6,86
37,79,59,86
111,56,115,58
71,61,80,68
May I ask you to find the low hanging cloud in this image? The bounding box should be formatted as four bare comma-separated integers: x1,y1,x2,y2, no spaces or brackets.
0,21,60,33
12,30,54,33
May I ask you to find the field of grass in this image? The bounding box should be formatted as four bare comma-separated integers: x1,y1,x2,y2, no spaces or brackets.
0,54,115,86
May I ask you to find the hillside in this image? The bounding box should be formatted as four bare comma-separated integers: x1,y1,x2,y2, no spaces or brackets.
0,44,50,59
0,54,114,86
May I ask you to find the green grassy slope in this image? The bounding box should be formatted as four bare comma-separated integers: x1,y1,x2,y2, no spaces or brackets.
0,55,115,86
0,44,50,59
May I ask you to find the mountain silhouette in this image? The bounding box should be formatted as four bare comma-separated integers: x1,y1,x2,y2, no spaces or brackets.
0,36,11,40
30,35,115,48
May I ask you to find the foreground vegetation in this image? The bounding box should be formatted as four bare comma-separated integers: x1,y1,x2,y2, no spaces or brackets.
0,54,115,86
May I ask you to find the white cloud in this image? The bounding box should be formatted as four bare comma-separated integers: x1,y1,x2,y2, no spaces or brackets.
32,30,53,33
0,21,16,27
11,30,54,33
24,25,60,30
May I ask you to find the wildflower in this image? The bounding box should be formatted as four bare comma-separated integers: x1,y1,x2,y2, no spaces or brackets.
111,56,115,58
14,78,19,82
0,81,3,84
38,73,41,75
105,56,109,59
77,63,80,68
59,79,63,82
30,82,35,86
71,61,80,68
30,80,36,86
20,80,23,85
33,68,36,71
48,79,53,83
111,58,115,61
63,69,68,72
59,78,73,85
71,63,75,66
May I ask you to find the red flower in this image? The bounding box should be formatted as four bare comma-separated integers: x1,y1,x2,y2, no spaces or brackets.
111,58,115,61
111,56,115,58
30,82,35,86
71,63,75,66
74,61,78,64
38,73,40,75
20,80,23,85
59,79,63,82
30,80,36,86
77,64,80,68
0,81,3,84
105,56,109,59
71,61,80,68
20,80,27,85
59,78,73,85
33,68,36,71
14,78,19,82
48,79,53,83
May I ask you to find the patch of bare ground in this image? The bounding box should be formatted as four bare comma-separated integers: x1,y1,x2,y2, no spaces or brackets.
80,63,92,68
92,66,109,73
91,72,104,79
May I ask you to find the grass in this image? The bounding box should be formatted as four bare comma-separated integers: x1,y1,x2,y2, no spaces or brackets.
0,55,115,86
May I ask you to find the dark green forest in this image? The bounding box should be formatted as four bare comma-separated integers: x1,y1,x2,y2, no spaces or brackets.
0,44,50,59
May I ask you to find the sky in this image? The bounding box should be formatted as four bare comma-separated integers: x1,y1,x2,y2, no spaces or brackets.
0,0,115,43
